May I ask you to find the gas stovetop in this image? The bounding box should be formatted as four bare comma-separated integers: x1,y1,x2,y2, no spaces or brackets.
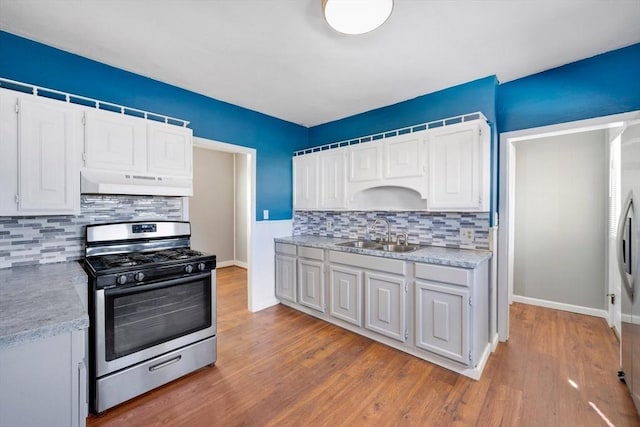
83,221,217,288
88,248,209,271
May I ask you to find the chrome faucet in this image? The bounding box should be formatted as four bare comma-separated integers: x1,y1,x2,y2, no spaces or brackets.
369,218,391,243
396,232,409,246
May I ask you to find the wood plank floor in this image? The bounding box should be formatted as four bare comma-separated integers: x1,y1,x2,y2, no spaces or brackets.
88,266,640,426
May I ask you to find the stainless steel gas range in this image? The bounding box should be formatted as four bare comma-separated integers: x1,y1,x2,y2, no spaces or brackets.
83,221,216,414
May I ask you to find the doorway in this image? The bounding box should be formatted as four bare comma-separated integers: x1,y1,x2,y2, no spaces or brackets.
188,137,255,311
498,111,640,341
511,130,608,314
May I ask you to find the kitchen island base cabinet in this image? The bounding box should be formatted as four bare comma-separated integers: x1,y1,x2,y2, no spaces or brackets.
0,329,87,427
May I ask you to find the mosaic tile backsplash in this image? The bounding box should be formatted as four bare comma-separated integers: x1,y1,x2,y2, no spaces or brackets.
0,195,183,269
293,211,490,250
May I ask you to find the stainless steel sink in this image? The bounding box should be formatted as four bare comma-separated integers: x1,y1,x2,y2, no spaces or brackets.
380,244,420,253
338,241,421,253
338,240,383,249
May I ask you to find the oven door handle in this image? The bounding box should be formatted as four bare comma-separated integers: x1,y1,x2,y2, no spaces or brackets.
105,272,211,297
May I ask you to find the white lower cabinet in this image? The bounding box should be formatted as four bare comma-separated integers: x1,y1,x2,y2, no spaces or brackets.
415,281,469,364
274,242,490,378
365,272,406,342
298,247,326,313
0,329,87,427
275,243,297,303
329,265,362,326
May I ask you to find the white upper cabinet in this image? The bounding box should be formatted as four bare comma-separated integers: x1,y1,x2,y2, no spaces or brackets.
291,117,490,212
427,121,490,212
319,147,347,209
347,131,428,205
293,152,319,210
84,109,146,172
85,110,192,177
0,89,81,215
383,132,425,179
147,121,193,177
349,142,382,182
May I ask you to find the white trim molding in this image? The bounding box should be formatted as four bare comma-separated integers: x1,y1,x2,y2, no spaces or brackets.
511,295,608,320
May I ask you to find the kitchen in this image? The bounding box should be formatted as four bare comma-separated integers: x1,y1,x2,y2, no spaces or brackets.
1,1,640,425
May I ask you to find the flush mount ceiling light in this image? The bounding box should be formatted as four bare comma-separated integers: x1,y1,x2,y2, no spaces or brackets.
322,0,394,35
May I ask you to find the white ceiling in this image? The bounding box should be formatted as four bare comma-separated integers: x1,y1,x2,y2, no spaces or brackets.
1,0,639,127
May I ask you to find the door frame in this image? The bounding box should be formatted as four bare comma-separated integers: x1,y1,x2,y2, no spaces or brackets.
189,137,257,312
497,111,640,341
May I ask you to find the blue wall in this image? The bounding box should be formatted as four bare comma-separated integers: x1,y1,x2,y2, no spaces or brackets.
308,76,500,221
0,31,308,221
2,29,639,221
308,76,498,146
498,43,640,133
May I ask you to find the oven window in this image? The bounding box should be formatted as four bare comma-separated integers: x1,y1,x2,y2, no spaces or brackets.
105,277,211,361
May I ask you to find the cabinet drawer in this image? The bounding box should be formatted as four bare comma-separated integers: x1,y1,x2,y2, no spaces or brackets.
415,263,471,287
330,251,405,276
298,246,324,261
275,243,296,256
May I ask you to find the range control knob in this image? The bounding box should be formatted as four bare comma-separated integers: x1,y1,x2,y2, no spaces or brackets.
185,264,194,274
134,272,145,282
116,275,128,285
197,262,206,272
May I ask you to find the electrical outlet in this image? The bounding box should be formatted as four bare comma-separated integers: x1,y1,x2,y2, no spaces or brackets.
460,228,475,243
263,209,269,220
326,220,333,231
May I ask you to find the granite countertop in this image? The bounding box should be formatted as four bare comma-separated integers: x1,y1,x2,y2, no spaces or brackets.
0,261,90,349
275,235,492,269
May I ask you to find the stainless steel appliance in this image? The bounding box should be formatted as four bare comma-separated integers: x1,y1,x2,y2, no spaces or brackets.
84,221,216,413
619,121,640,413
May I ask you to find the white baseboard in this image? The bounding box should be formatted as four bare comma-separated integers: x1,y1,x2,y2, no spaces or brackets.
215,260,248,269
490,333,499,351
252,297,280,312
216,260,236,268
512,295,608,319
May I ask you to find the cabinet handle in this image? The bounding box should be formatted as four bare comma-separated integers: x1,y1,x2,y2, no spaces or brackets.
149,355,182,372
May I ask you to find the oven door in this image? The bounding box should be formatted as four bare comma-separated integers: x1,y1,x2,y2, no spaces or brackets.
95,271,216,377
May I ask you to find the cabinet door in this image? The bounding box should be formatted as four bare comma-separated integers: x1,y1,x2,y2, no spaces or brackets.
293,154,319,210
427,121,483,211
365,272,406,342
298,259,325,312
329,265,362,326
319,148,347,209
415,281,469,365
18,96,80,214
384,132,425,179
147,122,193,176
275,254,297,303
84,109,146,172
0,89,19,215
349,143,382,182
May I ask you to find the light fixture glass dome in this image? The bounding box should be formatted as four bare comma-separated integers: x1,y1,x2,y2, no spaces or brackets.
322,0,394,35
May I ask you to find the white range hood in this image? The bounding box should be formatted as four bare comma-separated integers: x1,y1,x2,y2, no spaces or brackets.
81,170,193,197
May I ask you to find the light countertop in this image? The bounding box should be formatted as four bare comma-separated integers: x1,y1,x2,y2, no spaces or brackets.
275,235,492,269
0,261,89,349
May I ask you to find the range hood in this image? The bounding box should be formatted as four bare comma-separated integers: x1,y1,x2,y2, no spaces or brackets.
81,170,193,197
